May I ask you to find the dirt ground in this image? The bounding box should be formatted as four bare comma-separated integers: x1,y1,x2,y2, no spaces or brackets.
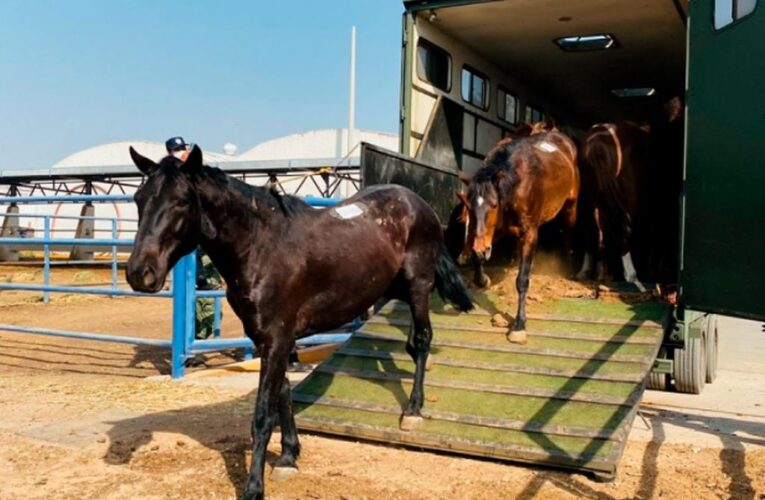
0,263,763,499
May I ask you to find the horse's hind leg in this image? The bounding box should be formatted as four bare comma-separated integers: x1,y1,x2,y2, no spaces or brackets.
561,198,578,277
400,281,434,431
271,377,301,481
509,228,538,344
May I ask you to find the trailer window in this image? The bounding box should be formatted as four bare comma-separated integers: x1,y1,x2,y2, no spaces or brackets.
524,105,544,123
461,66,488,109
497,87,518,124
416,39,451,91
715,0,757,29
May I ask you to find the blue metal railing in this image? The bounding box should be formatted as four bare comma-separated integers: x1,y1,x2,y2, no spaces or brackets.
0,194,348,378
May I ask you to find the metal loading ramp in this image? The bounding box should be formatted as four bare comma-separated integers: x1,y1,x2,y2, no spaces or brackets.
292,294,667,479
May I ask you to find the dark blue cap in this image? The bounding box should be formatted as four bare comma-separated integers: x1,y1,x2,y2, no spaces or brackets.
165,136,187,152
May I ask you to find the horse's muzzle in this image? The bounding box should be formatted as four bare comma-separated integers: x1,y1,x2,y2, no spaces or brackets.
474,246,492,263
126,262,163,293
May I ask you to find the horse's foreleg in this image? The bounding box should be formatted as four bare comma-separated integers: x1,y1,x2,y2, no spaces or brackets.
471,252,491,288
509,229,538,344
241,338,292,500
400,286,433,431
271,376,301,481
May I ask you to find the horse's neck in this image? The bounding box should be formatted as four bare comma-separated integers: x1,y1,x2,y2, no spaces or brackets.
194,177,286,292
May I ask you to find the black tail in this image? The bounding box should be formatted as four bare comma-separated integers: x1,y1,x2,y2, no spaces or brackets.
443,202,467,261
435,245,474,312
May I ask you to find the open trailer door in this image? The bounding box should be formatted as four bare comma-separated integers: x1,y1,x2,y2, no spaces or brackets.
682,0,765,321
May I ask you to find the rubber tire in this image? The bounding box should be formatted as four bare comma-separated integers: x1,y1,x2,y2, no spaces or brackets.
705,315,719,384
646,371,669,391
645,347,669,391
673,333,707,394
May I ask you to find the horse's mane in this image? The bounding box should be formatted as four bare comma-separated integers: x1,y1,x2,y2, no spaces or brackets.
471,138,524,192
199,164,309,217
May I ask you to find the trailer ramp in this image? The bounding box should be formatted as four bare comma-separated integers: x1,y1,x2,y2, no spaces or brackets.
292,295,667,479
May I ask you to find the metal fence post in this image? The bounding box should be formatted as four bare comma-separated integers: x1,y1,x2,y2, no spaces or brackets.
186,251,197,357
43,216,50,304
111,218,118,290
213,297,222,338
171,255,189,379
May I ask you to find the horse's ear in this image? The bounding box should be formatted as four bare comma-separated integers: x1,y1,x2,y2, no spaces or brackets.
514,123,533,137
545,116,558,131
129,146,158,176
457,170,472,185
182,144,203,174
456,190,470,208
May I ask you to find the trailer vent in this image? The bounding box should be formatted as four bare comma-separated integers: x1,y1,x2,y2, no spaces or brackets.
554,34,617,51
611,87,656,98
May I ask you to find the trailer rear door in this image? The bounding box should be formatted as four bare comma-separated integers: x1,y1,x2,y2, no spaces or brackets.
682,0,765,320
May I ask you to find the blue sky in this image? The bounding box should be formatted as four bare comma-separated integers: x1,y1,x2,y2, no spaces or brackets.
0,1,404,169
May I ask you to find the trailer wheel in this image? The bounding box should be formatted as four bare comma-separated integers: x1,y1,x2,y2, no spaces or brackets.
645,347,668,391
646,371,668,391
673,332,706,394
705,315,719,384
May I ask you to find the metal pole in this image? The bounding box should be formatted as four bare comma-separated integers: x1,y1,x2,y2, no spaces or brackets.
213,297,222,338
185,251,197,364
43,216,50,304
347,25,356,156
111,218,118,290
171,255,188,379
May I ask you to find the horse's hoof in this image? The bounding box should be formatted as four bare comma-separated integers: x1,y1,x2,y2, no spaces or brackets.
270,466,299,482
474,273,491,288
507,330,528,345
425,353,434,371
629,279,647,293
399,415,423,431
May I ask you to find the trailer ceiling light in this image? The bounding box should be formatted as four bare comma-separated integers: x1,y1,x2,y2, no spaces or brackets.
555,34,617,51
612,87,656,97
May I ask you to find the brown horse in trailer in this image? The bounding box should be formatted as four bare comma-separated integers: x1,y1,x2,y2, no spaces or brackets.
448,120,557,276
458,129,579,343
575,121,652,290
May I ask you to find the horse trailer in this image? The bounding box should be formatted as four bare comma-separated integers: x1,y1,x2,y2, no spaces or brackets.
358,0,764,394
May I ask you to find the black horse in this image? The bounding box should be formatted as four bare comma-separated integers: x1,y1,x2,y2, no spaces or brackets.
125,145,473,500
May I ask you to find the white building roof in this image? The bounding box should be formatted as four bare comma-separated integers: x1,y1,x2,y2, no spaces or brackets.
238,128,398,161
52,140,231,169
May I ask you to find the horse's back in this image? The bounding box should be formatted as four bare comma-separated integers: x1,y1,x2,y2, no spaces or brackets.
350,184,442,230
511,132,579,222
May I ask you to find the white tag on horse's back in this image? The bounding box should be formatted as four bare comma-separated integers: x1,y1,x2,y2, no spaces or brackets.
333,203,364,219
536,141,558,153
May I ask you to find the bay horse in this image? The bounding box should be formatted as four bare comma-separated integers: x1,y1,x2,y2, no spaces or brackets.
575,121,650,291
448,120,558,283
458,129,578,344
125,145,473,500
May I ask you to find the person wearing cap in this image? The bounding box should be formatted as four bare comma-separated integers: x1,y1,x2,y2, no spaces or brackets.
165,136,190,162
163,136,223,365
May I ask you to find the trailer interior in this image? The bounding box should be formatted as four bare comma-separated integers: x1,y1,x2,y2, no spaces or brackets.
401,0,688,173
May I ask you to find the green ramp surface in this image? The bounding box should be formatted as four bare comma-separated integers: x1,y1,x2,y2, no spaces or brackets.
292,294,667,478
